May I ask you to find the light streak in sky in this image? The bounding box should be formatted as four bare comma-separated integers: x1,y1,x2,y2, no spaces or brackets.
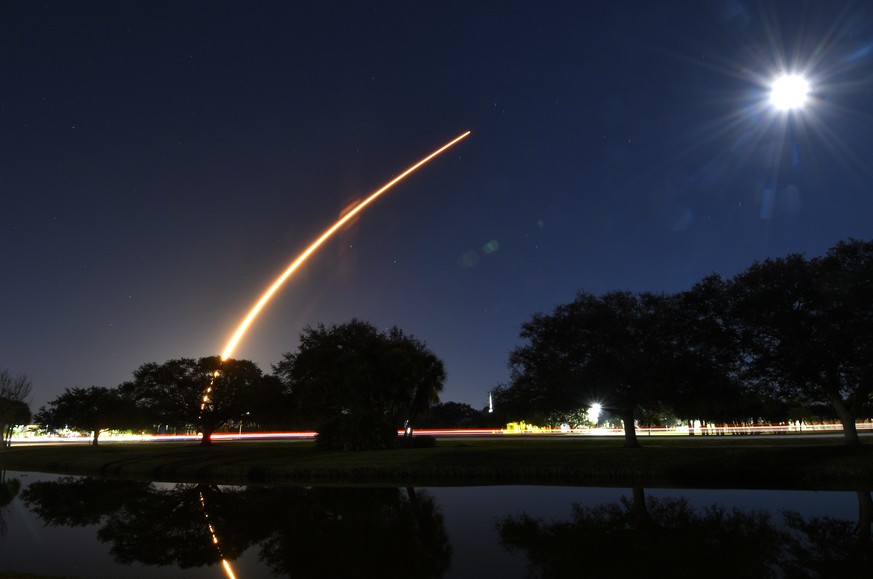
220,130,471,360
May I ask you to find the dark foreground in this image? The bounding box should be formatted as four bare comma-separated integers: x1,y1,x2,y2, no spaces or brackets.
2,434,873,489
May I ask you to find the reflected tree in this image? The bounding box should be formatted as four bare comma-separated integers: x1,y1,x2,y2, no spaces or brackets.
499,489,788,578
782,490,873,577
499,488,873,578
21,477,451,577
0,470,21,538
97,483,265,568
22,477,262,569
257,486,451,578
22,476,150,527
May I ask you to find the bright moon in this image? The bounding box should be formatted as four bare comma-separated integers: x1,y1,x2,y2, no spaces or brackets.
770,74,810,110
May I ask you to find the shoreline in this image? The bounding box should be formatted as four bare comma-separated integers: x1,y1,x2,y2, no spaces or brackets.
2,436,873,490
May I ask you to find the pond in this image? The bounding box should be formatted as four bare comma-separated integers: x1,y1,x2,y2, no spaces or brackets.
0,470,868,578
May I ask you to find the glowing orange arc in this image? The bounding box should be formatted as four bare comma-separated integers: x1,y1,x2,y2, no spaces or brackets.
221,130,471,360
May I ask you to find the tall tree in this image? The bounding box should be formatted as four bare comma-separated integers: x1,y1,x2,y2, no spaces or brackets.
669,274,759,425
506,291,684,447
0,399,30,449
0,369,32,403
274,319,445,450
35,386,136,446
129,356,264,445
0,369,32,448
731,239,873,446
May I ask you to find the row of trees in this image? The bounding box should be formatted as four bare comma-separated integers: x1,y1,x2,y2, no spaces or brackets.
35,320,447,450
494,238,873,447
23,237,873,451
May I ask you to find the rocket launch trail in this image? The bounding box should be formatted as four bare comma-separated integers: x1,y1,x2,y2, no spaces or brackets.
220,130,471,360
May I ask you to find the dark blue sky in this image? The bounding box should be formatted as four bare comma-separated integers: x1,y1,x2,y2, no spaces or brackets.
4,1,873,410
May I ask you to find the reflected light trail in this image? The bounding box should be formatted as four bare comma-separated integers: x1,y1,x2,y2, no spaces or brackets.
200,490,239,579
221,560,237,579
221,130,471,360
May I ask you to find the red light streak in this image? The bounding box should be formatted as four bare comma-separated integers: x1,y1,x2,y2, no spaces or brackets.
221,130,471,360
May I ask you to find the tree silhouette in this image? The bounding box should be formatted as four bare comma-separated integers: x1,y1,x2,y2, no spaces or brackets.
129,356,264,445
275,319,445,450
22,477,264,569
0,398,30,449
505,291,692,447
782,490,873,577
499,489,787,578
256,486,451,578
36,386,137,445
0,369,32,449
731,239,873,446
21,477,451,577
0,471,21,538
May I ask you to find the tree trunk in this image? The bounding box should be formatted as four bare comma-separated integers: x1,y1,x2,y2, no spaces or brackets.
620,410,640,448
92,430,100,446
200,428,213,446
855,491,873,553
828,394,861,447
629,487,653,528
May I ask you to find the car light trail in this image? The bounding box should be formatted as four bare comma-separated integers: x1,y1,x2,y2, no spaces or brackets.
220,130,471,360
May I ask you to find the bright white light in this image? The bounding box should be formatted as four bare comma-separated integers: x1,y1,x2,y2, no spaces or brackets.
770,74,810,110
586,403,602,425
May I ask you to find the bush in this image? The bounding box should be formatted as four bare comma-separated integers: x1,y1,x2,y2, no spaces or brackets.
315,415,397,451
414,435,436,448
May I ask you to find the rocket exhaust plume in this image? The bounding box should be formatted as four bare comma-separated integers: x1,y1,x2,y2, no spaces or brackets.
220,130,471,360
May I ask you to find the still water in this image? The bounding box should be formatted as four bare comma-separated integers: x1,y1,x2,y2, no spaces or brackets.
0,470,867,578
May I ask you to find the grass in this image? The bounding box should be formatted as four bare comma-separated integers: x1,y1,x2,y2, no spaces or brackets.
2,434,873,489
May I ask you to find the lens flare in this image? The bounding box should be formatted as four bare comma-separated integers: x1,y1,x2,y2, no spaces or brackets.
220,130,471,360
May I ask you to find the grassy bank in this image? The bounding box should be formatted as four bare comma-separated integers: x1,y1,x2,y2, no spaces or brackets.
2,435,873,489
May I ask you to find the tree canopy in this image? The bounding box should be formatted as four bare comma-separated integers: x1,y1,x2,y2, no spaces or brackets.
497,238,873,447
503,291,710,447
128,356,265,445
274,319,445,450
731,239,873,445
36,386,137,446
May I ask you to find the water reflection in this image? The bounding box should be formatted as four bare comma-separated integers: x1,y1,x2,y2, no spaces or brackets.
21,477,450,578
0,470,21,537
498,486,873,578
7,476,873,578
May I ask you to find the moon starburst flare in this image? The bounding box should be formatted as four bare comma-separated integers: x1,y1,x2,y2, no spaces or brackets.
220,130,471,361
770,74,811,110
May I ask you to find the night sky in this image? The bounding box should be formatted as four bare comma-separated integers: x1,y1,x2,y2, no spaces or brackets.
4,1,873,411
